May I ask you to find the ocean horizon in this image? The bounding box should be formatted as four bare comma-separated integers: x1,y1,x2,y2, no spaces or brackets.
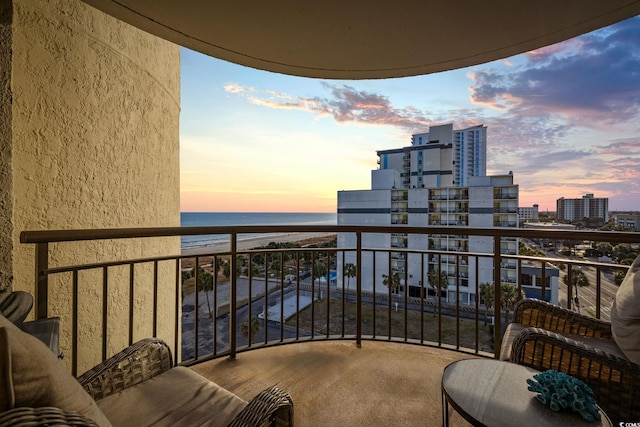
180,212,337,249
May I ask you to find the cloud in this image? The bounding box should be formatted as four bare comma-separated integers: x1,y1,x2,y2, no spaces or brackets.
226,82,444,133
469,16,640,126
597,137,640,155
264,89,294,100
223,83,246,93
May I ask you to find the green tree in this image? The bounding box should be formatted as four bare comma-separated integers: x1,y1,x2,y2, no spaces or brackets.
220,258,231,279
595,242,613,257
563,269,589,311
382,271,401,293
613,243,633,262
270,257,282,278
614,270,626,286
197,269,214,318
181,268,194,283
240,316,261,344
344,263,357,292
427,267,449,316
500,282,520,324
479,282,495,325
220,257,243,280
562,269,590,288
313,261,328,284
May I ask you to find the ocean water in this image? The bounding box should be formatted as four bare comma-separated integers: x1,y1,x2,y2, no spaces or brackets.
180,212,337,249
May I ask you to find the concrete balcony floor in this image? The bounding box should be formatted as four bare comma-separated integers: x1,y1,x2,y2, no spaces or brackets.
191,340,479,426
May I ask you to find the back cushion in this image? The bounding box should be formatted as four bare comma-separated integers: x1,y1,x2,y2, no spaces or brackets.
0,315,112,426
611,256,640,365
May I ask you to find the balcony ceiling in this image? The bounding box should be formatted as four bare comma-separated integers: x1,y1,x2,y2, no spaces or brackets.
82,0,640,79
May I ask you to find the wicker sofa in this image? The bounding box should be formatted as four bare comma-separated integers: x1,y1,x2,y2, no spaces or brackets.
500,256,640,423
0,313,293,426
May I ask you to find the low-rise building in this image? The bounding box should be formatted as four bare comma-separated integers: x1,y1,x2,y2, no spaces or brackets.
613,212,640,231
519,204,539,223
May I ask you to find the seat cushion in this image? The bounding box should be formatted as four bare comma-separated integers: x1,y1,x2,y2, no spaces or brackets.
96,366,247,427
499,322,525,361
501,322,627,362
0,314,111,426
611,255,640,365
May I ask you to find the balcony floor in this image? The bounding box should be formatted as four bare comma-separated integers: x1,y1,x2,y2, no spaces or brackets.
190,340,479,426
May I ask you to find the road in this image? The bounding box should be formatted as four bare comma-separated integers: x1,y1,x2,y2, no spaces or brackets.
539,246,623,321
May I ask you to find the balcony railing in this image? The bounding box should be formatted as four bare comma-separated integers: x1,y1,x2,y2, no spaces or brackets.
20,225,637,375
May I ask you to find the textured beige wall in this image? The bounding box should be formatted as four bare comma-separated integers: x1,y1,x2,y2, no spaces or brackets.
9,0,181,371
0,0,13,292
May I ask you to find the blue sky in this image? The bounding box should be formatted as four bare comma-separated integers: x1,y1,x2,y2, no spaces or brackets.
180,16,640,213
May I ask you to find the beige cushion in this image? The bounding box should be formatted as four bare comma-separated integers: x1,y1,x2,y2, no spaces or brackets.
500,322,627,362
96,366,247,426
500,322,526,361
0,314,111,426
611,255,640,365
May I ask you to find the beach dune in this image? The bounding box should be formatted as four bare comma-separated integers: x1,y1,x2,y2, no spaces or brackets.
181,232,336,256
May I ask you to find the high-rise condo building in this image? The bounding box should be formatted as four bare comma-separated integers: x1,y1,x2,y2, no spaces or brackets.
335,124,553,306
376,123,487,189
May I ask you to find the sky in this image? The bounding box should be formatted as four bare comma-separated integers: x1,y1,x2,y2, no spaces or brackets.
180,16,640,214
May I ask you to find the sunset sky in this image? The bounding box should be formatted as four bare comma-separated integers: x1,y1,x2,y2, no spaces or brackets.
180,16,640,214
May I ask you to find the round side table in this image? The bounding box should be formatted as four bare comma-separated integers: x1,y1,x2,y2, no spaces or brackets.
441,359,612,427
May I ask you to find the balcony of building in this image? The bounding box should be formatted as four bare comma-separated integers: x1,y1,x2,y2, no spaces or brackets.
18,224,638,424
5,2,640,425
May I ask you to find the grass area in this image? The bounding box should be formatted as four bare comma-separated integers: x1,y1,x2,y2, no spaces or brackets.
286,298,494,352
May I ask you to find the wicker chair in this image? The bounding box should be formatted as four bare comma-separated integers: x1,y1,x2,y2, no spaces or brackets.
0,290,33,324
78,338,293,427
0,328,293,426
500,298,640,424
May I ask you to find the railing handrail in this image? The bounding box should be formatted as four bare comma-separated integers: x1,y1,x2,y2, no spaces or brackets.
20,224,639,244
20,223,638,375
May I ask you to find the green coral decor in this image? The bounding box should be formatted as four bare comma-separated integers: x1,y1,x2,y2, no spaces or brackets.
526,370,600,422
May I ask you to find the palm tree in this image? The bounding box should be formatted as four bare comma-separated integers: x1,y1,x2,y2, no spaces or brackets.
181,267,194,283
428,268,449,317
382,272,401,293
500,282,520,325
197,269,214,318
313,261,328,284
427,268,449,299
269,257,281,280
562,269,590,288
563,269,590,311
220,256,243,280
479,282,494,325
240,316,261,344
344,263,356,291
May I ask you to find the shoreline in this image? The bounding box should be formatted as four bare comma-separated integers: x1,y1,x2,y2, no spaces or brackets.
180,232,336,257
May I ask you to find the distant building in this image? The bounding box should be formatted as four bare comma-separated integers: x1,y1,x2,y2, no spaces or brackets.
520,261,559,304
556,194,609,223
518,204,539,223
613,212,640,231
337,123,518,306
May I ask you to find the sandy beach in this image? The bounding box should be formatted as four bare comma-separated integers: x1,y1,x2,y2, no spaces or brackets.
181,232,336,257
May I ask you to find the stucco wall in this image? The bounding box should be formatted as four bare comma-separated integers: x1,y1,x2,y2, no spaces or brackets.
0,0,13,292
10,0,181,371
